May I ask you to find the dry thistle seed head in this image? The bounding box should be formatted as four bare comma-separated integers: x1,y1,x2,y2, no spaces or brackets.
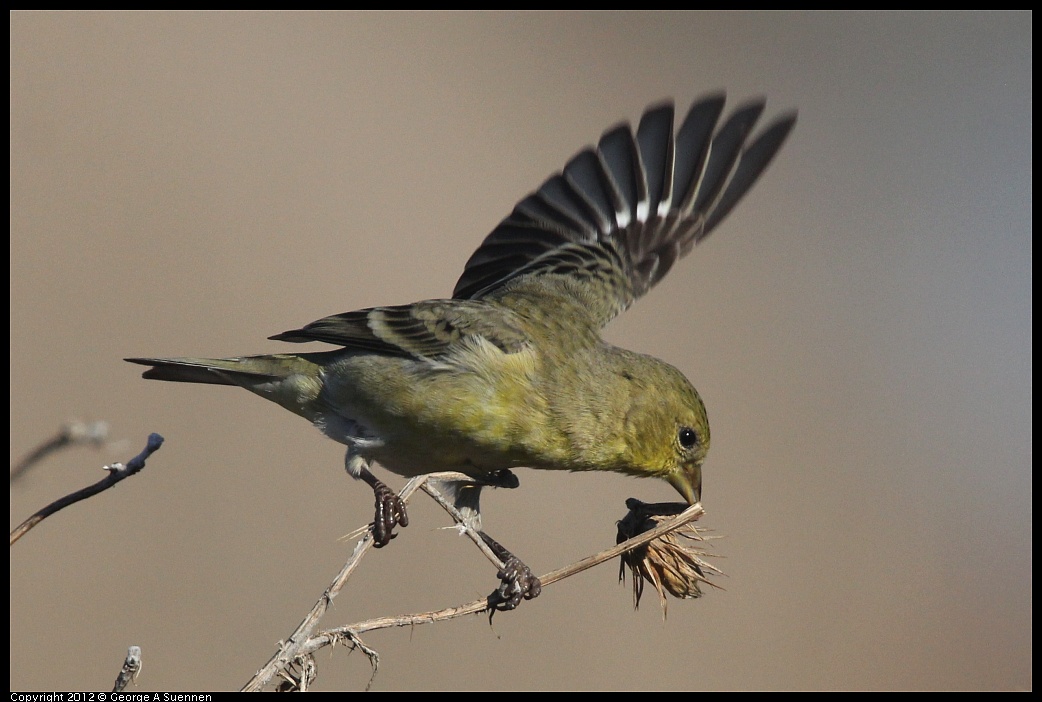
617,503,723,616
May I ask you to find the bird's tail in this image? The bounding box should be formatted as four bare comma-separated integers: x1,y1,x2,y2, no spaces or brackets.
127,354,298,384
125,354,329,419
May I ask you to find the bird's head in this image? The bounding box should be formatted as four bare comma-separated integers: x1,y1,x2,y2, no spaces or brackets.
617,354,709,505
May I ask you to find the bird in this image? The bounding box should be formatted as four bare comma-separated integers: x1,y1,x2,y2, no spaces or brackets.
128,93,796,611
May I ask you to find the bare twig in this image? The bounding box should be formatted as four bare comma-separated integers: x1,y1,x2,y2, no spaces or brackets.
240,475,428,692
539,502,705,587
420,476,506,568
9,433,164,546
299,503,705,655
244,477,703,691
275,654,316,692
112,646,142,693
10,420,110,483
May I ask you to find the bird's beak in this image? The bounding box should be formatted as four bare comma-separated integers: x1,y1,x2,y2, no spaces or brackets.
667,462,702,505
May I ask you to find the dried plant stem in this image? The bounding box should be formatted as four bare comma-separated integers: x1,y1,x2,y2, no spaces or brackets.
419,477,506,567
240,475,428,692
10,420,110,483
112,646,142,693
244,475,702,691
9,433,163,546
298,503,704,654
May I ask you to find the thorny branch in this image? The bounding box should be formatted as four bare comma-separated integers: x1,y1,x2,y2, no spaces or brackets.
244,477,704,691
241,475,430,692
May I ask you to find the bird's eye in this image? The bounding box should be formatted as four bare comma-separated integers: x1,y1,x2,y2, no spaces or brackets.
678,427,698,449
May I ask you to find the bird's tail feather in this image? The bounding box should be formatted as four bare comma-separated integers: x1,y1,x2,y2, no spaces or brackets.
125,355,296,385
125,354,330,421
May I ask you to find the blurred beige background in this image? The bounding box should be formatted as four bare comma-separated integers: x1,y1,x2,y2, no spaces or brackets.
10,11,1031,691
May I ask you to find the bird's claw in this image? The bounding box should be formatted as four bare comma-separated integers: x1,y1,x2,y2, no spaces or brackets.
486,557,541,622
371,483,408,547
478,530,540,619
492,556,542,608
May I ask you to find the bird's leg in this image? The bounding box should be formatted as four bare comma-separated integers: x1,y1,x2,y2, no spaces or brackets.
359,466,409,547
346,453,409,547
473,471,539,614
427,468,538,614
480,531,541,617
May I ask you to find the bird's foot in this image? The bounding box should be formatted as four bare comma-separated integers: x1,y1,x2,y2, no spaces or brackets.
370,480,408,548
481,532,541,619
490,556,542,614
483,468,520,490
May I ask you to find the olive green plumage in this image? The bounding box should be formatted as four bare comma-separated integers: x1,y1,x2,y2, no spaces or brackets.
129,93,796,524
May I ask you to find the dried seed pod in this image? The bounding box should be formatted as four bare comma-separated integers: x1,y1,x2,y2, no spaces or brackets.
617,502,723,616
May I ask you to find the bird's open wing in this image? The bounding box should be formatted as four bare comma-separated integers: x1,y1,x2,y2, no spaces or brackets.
269,299,529,360
452,94,797,329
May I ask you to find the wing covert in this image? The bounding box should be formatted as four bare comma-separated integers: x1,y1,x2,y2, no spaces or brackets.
270,300,529,360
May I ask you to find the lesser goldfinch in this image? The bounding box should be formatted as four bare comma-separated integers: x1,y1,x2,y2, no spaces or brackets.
128,94,796,610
